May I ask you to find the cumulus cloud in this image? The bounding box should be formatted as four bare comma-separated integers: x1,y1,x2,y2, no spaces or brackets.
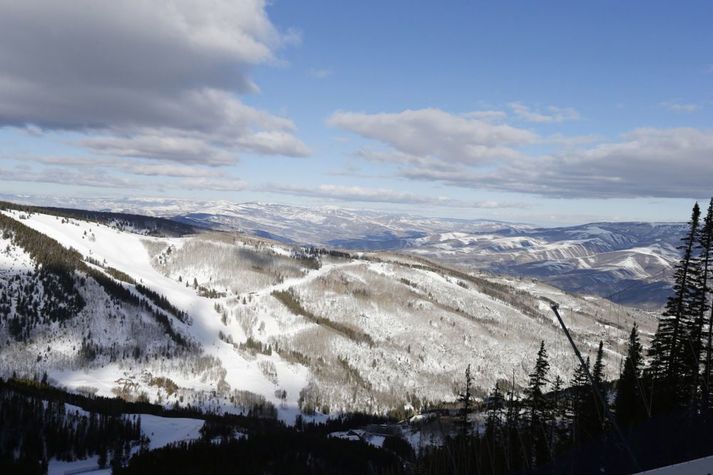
527,127,713,198
331,106,713,199
0,0,309,166
508,102,580,123
328,108,536,165
402,127,713,199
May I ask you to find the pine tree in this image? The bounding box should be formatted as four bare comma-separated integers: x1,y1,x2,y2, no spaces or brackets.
483,382,505,472
570,357,593,445
457,364,474,436
503,376,522,473
551,376,566,422
485,382,505,438
524,341,551,467
615,324,647,427
592,341,605,388
648,203,701,413
574,342,608,440
697,198,713,408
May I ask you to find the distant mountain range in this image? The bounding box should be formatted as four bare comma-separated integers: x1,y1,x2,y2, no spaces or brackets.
0,201,655,421
1,195,684,309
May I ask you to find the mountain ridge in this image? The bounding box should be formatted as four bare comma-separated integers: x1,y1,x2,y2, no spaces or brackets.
0,200,655,421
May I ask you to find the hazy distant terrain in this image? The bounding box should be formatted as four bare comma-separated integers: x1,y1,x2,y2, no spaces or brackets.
4,196,680,310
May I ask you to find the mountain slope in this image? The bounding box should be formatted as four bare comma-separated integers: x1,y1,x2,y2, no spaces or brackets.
0,196,680,309
169,203,682,310
0,202,657,419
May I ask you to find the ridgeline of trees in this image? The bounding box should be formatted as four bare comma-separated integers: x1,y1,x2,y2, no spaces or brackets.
0,212,86,339
0,377,402,474
0,201,197,237
115,431,404,475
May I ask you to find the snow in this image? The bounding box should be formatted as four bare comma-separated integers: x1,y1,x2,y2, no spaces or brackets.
140,414,204,449
0,234,34,273
329,430,386,448
3,210,310,417
48,455,109,475
1,208,657,421
637,454,713,474
46,412,204,475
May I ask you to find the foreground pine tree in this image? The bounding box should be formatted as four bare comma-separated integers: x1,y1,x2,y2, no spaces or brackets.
616,324,647,427
458,364,474,436
698,198,713,409
648,203,701,413
524,341,551,467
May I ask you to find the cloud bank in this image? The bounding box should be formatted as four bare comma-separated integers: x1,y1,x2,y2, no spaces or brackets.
0,0,308,168
330,108,713,199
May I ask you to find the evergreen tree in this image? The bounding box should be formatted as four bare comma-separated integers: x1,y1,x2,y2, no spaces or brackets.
616,324,647,427
483,382,506,473
485,382,505,438
648,203,701,413
457,364,474,436
503,378,522,473
698,198,713,408
584,342,609,437
524,341,551,467
570,357,594,444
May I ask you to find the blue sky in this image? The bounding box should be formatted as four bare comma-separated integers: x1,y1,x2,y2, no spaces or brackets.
0,0,711,224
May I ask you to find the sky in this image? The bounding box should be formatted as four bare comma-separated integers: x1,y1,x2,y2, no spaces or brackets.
0,0,712,225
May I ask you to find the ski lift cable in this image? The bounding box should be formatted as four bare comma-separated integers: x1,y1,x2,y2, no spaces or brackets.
550,302,641,471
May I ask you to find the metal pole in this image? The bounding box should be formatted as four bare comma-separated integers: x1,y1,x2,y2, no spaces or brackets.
549,303,640,472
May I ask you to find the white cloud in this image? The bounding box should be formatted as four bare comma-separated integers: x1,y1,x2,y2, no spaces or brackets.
79,130,235,165
403,127,713,199
331,105,713,199
0,166,140,189
328,108,536,165
660,101,701,113
0,0,309,168
180,176,248,191
264,183,525,208
120,163,222,178
508,102,580,123
463,110,507,121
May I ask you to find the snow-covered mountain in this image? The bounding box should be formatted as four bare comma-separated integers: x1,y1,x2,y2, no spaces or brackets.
0,195,681,309
0,201,656,420
8,196,679,310
172,205,683,310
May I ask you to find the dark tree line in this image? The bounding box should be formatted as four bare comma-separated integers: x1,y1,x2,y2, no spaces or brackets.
1,213,86,340
115,431,404,475
0,201,197,237
0,380,143,474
